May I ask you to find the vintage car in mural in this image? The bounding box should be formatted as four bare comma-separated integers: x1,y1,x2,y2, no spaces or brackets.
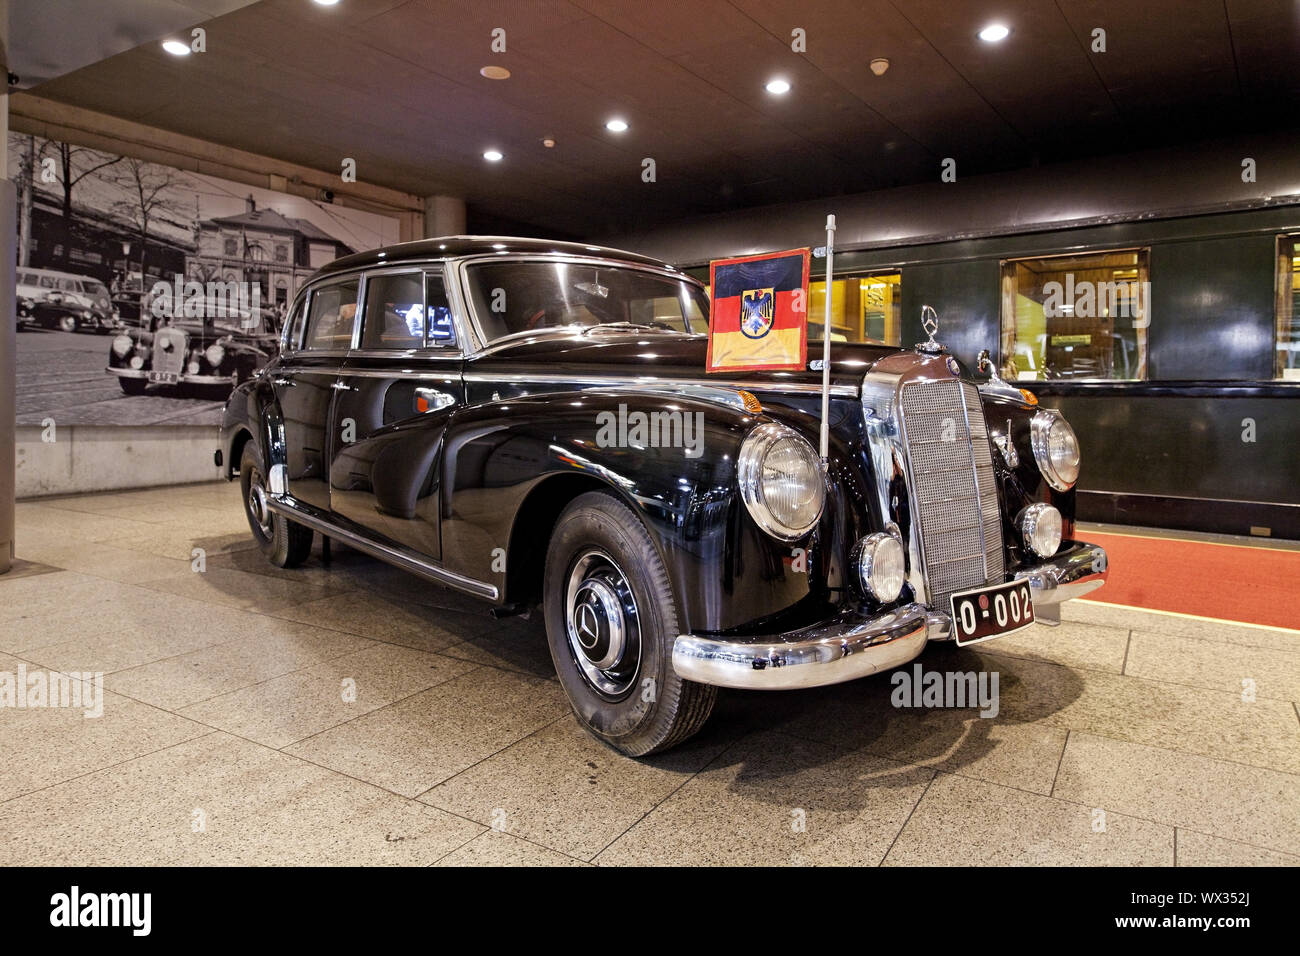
218,237,1107,756
16,267,120,333
107,300,280,397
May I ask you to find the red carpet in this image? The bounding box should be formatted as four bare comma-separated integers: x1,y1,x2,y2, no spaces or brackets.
1080,531,1300,631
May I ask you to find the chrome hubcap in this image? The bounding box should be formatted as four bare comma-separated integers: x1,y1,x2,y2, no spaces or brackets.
248,470,273,538
565,550,641,698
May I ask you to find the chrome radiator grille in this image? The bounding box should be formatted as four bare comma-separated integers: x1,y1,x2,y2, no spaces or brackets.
152,328,187,378
899,379,1005,610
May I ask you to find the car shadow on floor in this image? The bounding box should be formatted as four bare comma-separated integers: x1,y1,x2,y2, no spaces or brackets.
208,531,1085,794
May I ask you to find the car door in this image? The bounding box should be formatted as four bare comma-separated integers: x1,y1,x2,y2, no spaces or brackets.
328,267,463,559
273,276,360,513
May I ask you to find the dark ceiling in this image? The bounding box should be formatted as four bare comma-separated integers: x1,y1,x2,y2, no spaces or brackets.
21,0,1300,237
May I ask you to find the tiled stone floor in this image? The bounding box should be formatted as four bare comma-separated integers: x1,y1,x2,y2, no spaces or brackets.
1,482,1297,866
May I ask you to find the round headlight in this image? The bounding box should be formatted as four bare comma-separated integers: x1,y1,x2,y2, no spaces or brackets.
737,423,824,540
1030,411,1080,490
1020,502,1062,558
205,344,226,367
855,532,906,602
187,360,201,374
111,334,132,357
129,355,145,369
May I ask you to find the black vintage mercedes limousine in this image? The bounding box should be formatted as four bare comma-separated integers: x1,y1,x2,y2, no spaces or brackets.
218,236,1107,756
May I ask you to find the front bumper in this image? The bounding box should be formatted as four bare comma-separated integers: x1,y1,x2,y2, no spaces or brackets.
672,604,929,690
107,367,235,385
673,541,1108,688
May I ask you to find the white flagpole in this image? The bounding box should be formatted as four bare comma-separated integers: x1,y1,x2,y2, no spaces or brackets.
819,214,837,464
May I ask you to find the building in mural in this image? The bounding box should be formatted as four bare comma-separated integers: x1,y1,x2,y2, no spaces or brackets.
188,198,354,310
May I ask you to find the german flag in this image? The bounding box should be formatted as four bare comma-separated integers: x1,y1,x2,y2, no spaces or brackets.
707,248,809,373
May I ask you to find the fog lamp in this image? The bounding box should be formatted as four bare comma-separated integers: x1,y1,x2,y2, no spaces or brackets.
129,355,145,369
187,360,201,374
1020,503,1062,559
854,532,906,602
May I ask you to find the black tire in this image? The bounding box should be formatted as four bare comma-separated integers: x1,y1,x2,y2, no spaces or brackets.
239,442,312,568
117,377,148,396
543,491,716,757
57,314,77,333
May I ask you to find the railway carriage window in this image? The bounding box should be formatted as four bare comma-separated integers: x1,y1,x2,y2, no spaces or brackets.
301,279,359,350
1000,250,1149,381
1276,236,1300,381
361,272,424,349
807,273,901,345
425,273,456,348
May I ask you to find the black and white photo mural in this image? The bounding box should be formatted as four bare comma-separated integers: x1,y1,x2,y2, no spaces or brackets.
8,132,400,426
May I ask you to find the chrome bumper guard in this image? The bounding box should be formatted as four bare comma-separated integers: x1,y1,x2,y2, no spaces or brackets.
672,604,929,690
1013,540,1108,605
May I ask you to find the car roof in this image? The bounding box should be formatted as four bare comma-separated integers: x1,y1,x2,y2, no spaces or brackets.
19,268,104,282
315,235,681,278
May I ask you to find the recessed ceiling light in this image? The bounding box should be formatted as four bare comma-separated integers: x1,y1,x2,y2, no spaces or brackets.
765,78,791,95
312,0,341,6
869,58,890,76
541,136,556,148
480,65,510,80
978,23,1010,42
162,40,191,56
483,149,503,162
605,118,629,133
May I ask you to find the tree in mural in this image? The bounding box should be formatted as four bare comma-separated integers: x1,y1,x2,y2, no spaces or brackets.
107,157,188,284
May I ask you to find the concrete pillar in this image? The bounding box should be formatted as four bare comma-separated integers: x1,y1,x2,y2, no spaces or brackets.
423,195,466,238
1,0,14,574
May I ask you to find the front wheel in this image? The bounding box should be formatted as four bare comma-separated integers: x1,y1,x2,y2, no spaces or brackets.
57,314,77,333
543,491,716,757
240,443,312,568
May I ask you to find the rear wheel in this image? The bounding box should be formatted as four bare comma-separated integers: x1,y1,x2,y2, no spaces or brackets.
543,491,715,756
240,442,312,568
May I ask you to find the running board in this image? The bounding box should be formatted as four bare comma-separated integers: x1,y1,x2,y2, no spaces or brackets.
263,495,500,602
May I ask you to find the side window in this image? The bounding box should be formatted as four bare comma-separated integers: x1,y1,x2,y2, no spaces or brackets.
286,297,309,350
361,272,424,349
39,275,56,289
301,279,360,350
425,273,456,347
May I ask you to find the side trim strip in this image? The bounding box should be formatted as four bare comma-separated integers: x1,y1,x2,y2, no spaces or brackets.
264,496,499,601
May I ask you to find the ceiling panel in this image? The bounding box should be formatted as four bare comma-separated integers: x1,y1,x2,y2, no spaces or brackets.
19,0,1300,238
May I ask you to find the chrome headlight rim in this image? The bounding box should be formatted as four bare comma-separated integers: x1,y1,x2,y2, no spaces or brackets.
853,531,907,603
1019,502,1063,559
205,343,226,368
1029,410,1080,491
111,334,133,358
737,422,825,542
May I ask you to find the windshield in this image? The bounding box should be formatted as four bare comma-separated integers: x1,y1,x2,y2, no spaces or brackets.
466,260,708,341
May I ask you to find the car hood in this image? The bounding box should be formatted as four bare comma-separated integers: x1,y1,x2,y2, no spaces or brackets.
470,331,901,392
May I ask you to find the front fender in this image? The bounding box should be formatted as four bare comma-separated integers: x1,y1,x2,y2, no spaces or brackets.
440,389,835,632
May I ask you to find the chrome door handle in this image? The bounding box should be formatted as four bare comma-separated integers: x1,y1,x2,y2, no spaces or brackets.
271,377,295,387
331,381,357,392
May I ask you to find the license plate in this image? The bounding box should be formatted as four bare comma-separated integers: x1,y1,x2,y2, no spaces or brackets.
147,371,178,384
950,579,1035,646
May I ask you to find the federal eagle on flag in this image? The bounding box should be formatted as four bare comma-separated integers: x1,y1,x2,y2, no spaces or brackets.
706,248,810,372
